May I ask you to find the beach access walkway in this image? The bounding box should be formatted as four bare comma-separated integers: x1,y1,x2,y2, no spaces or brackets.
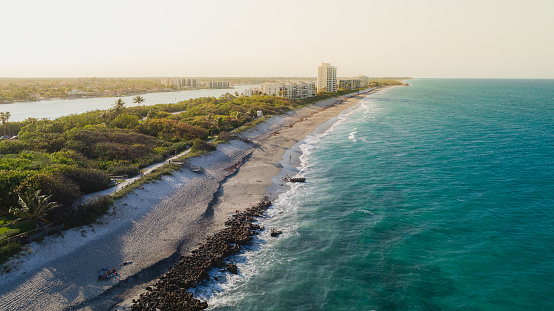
0,88,380,311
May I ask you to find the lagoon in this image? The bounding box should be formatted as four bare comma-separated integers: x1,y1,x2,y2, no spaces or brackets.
2,85,257,122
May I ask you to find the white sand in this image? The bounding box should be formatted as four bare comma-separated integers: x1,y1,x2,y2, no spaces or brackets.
0,89,380,310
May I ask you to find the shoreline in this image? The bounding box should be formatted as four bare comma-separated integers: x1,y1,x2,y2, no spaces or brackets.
115,88,385,309
0,87,389,310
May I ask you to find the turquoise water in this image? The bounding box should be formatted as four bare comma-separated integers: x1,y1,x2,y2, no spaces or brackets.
199,79,554,310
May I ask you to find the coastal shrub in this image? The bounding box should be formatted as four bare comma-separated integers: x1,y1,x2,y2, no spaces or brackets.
92,142,151,161
25,134,66,153
49,149,91,167
108,164,139,177
64,139,90,157
0,170,35,214
0,140,29,155
0,241,22,266
191,139,216,152
109,114,139,129
0,228,20,240
17,172,80,208
57,166,111,194
65,126,162,154
215,132,232,143
135,154,164,168
153,146,173,157
171,141,192,153
138,119,208,141
63,195,114,228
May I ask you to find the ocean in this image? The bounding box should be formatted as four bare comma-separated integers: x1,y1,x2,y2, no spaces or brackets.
193,79,554,310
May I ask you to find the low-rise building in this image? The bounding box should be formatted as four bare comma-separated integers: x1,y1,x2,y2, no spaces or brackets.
337,75,371,89
338,78,362,90
357,75,370,87
243,88,260,96
260,81,316,99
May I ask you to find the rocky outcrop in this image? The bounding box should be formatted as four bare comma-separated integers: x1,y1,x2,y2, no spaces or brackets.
270,229,282,237
282,177,306,183
131,198,272,311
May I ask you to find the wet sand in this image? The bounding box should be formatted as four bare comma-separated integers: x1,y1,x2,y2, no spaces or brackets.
0,89,380,311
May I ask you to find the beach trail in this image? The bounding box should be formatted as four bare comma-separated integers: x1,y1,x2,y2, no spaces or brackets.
0,89,379,311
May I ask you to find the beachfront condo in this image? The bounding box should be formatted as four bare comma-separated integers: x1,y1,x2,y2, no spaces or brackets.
317,62,338,93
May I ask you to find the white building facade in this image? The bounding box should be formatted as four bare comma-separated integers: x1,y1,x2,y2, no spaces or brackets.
243,88,260,96
260,82,316,99
338,78,362,90
204,81,231,89
161,77,200,89
317,63,337,92
357,75,370,87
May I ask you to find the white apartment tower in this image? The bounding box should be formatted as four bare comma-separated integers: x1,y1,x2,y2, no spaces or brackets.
317,63,337,93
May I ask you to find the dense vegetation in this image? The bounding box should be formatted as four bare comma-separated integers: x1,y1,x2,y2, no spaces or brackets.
0,79,403,266
0,78,165,103
0,92,306,221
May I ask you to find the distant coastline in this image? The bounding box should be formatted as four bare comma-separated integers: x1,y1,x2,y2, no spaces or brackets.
0,87,237,105
0,87,394,310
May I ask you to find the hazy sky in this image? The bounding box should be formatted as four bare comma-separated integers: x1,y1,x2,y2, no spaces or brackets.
2,0,553,78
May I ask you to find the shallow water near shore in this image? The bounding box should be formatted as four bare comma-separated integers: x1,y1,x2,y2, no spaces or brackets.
197,79,554,310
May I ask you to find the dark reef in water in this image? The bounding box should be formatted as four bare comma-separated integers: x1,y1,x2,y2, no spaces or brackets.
131,198,272,311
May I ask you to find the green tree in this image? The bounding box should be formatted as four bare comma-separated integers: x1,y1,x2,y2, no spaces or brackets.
233,111,241,128
0,111,10,136
133,95,145,116
0,112,6,136
110,114,139,129
216,116,224,135
113,98,126,116
248,107,256,119
9,190,59,228
4,111,11,136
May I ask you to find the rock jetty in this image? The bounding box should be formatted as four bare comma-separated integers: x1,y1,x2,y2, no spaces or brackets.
131,198,272,311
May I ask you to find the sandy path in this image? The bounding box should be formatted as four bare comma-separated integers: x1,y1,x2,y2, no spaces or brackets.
0,89,379,310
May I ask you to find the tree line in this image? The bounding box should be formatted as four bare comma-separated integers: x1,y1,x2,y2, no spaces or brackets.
0,92,302,225
0,79,403,230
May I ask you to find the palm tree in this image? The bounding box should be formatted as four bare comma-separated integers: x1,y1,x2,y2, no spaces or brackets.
248,108,256,119
133,95,145,116
216,116,224,135
9,190,59,228
113,98,126,116
0,112,6,136
233,111,241,129
3,112,10,136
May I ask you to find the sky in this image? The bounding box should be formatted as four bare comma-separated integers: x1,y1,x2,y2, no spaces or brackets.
1,0,553,79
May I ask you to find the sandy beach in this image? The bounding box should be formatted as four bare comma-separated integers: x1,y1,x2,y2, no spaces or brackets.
0,89,381,310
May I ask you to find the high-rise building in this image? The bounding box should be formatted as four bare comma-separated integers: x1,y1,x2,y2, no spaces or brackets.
204,81,230,89
317,63,337,92
161,77,200,89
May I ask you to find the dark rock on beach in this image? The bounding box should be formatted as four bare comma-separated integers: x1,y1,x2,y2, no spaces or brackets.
282,177,306,183
131,198,272,311
226,263,238,274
